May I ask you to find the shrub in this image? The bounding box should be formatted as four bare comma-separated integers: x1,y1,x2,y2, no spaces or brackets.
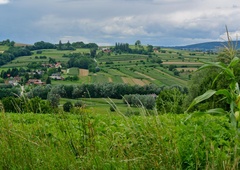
1,96,52,113
109,105,116,112
123,94,155,109
156,87,186,114
74,101,83,107
63,101,73,112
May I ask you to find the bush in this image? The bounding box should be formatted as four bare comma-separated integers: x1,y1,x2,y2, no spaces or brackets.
63,101,73,112
156,87,186,114
1,96,52,113
74,101,83,107
109,105,116,112
123,94,155,109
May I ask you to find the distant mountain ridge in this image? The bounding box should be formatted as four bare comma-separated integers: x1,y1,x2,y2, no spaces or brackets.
170,41,240,51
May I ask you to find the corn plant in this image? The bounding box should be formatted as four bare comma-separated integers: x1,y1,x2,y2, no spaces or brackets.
186,29,240,131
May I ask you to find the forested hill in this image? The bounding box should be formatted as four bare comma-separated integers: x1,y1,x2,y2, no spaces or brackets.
171,41,240,51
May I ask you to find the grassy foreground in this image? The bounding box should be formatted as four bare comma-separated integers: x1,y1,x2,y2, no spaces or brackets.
0,110,239,169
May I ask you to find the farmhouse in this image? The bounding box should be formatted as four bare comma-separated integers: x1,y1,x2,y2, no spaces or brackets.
101,47,111,53
5,76,21,86
50,73,64,80
55,62,62,68
27,79,45,85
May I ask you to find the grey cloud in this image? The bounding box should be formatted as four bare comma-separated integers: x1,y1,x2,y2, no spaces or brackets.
0,0,240,46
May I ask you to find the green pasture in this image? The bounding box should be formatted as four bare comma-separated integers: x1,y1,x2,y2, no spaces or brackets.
67,67,79,75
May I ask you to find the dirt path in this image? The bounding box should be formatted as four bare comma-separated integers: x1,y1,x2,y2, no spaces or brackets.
163,61,202,65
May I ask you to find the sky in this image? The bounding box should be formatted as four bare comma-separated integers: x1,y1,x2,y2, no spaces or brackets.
0,0,240,46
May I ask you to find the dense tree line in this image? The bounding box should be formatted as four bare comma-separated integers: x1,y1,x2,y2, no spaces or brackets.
26,41,56,51
24,41,98,51
27,83,165,100
1,68,21,78
123,94,156,109
113,42,153,55
0,46,32,66
65,53,97,71
0,39,15,46
114,43,130,53
71,41,98,49
0,85,20,99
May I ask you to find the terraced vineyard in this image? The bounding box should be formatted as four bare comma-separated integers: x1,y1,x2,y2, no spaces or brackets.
0,44,218,87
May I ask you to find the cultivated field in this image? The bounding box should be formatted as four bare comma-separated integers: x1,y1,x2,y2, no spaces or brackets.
79,69,89,77
0,44,218,87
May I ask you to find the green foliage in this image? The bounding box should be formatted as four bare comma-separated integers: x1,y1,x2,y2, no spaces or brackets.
46,76,51,84
147,44,153,52
123,94,155,109
186,32,240,129
1,96,52,113
27,85,51,99
63,101,73,112
178,115,238,169
28,41,56,50
0,86,20,99
0,46,31,66
109,105,116,112
67,53,96,69
156,87,186,114
0,113,238,169
74,100,83,107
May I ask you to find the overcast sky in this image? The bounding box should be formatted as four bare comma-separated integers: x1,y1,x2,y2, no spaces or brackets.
0,0,240,46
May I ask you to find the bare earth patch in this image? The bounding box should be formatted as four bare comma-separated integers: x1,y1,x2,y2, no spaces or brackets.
176,68,197,71
142,79,150,85
121,77,147,86
163,61,202,65
132,78,145,86
121,77,133,85
0,51,4,53
108,77,113,82
135,72,155,81
79,69,89,77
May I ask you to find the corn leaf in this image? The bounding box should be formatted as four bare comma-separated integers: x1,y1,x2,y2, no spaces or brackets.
229,57,240,68
206,108,227,115
215,89,232,102
198,62,234,79
186,90,216,113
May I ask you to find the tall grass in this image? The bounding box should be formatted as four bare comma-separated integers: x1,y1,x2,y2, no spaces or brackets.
0,108,239,169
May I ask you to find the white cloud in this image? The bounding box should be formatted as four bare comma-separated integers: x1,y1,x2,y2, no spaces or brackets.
219,30,240,41
0,0,9,4
1,0,240,46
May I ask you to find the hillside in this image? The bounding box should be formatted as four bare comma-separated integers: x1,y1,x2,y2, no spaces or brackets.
171,41,240,51
0,40,219,88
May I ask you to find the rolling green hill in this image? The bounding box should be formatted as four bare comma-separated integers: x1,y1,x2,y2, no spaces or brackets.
0,42,218,88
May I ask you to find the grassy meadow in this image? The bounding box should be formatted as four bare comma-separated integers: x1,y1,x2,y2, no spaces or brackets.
0,109,239,169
